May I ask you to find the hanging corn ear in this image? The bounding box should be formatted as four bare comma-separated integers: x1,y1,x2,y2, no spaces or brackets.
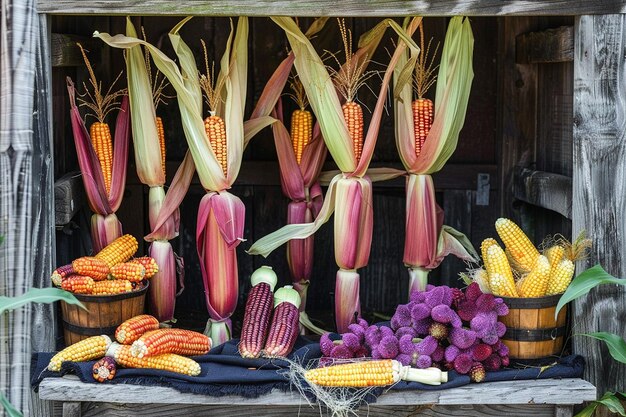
204,115,228,176
51,264,75,287
545,258,575,295
115,314,160,344
239,266,278,358
95,234,138,268
92,279,133,295
72,257,110,281
305,359,447,387
110,262,146,282
90,122,114,195
495,218,540,272
291,109,312,164
342,101,364,162
412,98,433,156
131,257,159,279
130,328,211,358
107,343,201,376
263,286,301,358
61,275,95,294
517,255,551,297
48,335,112,371
156,116,166,175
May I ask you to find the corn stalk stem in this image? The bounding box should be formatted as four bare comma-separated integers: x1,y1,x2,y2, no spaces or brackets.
408,267,429,295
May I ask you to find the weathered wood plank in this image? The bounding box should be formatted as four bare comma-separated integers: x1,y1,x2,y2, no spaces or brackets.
51,33,100,67
39,377,596,406
36,0,626,16
554,405,574,417
513,168,572,219
572,14,626,414
62,402,82,417
516,26,574,64
54,173,84,226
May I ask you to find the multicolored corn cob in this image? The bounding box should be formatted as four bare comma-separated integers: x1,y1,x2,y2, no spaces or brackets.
131,257,159,279
109,262,146,282
51,264,75,287
92,279,133,295
342,101,363,164
130,328,212,358
412,98,433,157
61,275,95,294
263,286,301,358
115,314,160,344
48,335,112,371
107,343,201,376
495,218,540,272
72,256,110,281
92,356,117,382
239,266,278,358
95,234,138,268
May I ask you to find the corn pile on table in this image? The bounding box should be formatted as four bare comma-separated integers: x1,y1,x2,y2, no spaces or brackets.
38,376,595,417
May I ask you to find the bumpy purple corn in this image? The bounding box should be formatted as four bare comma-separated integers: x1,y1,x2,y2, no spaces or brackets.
51,264,76,287
263,299,300,358
239,282,274,358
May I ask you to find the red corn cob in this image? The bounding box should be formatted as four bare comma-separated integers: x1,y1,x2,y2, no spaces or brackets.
92,279,133,295
109,262,146,282
51,264,75,287
239,266,278,358
131,257,159,279
92,356,117,382
130,328,212,358
61,275,95,294
115,314,160,344
72,256,110,281
263,286,301,358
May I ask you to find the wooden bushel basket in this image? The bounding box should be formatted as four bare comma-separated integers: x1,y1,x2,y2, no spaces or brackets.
60,282,148,346
498,293,567,363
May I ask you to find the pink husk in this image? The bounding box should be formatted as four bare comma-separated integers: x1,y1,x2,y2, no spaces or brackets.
408,267,429,294
272,117,306,200
206,318,232,346
148,240,177,321
148,187,178,241
403,174,441,267
90,213,122,252
299,125,327,185
286,201,314,311
335,269,361,333
109,95,130,211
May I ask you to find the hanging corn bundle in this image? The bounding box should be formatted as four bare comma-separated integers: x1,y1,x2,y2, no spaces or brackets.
97,16,274,344
388,17,477,295
249,17,421,333
66,46,130,252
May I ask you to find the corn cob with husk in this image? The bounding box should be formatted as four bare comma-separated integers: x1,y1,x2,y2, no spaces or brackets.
250,17,422,333
107,343,201,376
48,335,112,371
239,266,278,358
130,328,212,358
68,45,129,252
305,359,447,387
392,18,476,295
263,286,301,358
115,314,160,344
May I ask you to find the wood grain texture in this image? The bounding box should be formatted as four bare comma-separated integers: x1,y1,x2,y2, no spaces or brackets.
513,168,572,219
51,33,100,67
572,14,626,410
516,26,574,64
62,402,82,417
39,377,596,406
54,173,84,226
36,0,626,16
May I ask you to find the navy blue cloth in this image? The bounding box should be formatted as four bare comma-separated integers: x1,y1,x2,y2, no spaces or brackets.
31,336,584,400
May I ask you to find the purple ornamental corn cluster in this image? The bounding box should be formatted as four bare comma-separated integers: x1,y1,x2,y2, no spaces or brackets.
319,283,510,382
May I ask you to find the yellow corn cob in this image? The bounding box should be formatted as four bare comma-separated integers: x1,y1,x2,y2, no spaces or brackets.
61,275,95,294
412,98,433,157
485,244,516,284
204,115,227,176
489,273,518,297
472,268,491,293
90,122,113,195
545,259,575,295
48,335,112,371
92,279,133,295
306,359,396,387
156,116,166,177
342,101,363,164
291,109,312,164
72,256,110,281
115,314,160,344
545,245,565,268
109,262,146,282
95,234,138,268
495,218,540,272
108,343,201,376
481,238,498,266
131,257,159,279
518,255,551,297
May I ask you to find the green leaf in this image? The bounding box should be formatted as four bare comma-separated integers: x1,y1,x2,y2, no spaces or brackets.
0,391,24,417
0,235,4,246
582,332,626,365
575,392,626,417
555,264,626,318
0,288,85,314
574,403,598,417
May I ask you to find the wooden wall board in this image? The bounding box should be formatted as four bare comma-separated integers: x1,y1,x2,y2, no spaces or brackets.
516,26,574,64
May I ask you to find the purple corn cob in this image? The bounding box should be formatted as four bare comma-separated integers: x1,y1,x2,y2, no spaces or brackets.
263,286,301,358
239,266,278,358
51,263,76,287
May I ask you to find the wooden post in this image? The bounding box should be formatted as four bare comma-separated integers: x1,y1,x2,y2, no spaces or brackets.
572,14,626,410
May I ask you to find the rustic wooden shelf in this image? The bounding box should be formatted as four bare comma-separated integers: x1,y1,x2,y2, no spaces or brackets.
39,376,596,417
36,0,626,16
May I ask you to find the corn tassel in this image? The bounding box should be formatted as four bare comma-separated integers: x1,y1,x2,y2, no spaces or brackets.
495,218,540,272
517,255,551,297
107,343,201,376
412,98,433,157
130,329,211,358
115,314,160,344
49,335,112,371
239,266,278,358
291,109,312,164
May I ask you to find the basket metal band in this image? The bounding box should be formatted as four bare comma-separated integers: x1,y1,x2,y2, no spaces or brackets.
62,320,117,336
503,326,566,341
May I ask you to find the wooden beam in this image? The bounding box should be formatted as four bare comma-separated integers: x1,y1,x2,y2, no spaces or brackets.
572,14,626,411
516,26,574,64
51,33,100,67
36,0,626,16
513,168,572,219
54,173,84,226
